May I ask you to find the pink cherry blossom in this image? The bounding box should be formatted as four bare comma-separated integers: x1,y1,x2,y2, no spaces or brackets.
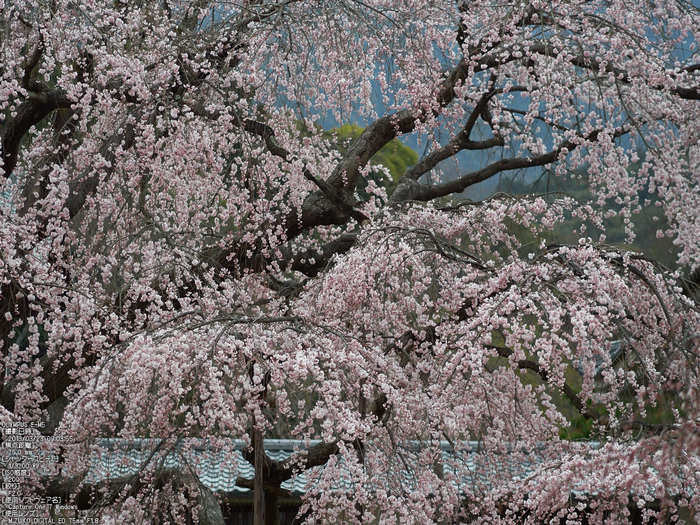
1,0,700,524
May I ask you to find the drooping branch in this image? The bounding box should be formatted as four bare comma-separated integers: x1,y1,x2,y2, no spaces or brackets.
1,350,97,412
240,439,340,485
383,40,695,204
19,107,80,214
522,43,700,100
174,37,670,241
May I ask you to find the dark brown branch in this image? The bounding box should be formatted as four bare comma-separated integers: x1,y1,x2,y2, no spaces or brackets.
492,346,600,421
317,51,513,202
399,84,504,186
280,233,358,276
191,51,522,237
235,477,292,497
186,109,371,228
323,52,484,195
463,78,498,138
1,88,73,179
240,439,339,485
245,119,370,225
399,131,503,185
22,39,44,90
390,41,698,202
273,147,370,224
272,441,340,482
670,85,700,100
319,46,549,208
392,126,627,203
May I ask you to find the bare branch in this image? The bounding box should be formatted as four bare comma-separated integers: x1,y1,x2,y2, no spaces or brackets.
392,126,628,203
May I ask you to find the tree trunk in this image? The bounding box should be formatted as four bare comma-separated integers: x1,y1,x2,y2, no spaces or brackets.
196,484,226,525
254,427,265,525
264,490,280,525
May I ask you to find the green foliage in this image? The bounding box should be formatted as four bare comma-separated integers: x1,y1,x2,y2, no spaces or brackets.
328,123,418,180
559,413,594,440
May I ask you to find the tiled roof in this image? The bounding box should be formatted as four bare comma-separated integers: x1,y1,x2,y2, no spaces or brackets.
577,340,625,376
88,439,317,494
86,439,498,495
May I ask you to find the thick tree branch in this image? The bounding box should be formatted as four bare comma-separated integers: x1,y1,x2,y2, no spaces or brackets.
272,441,340,482
21,39,44,90
256,125,370,225
240,438,339,485
192,36,689,240
391,127,627,203
400,87,504,186
324,54,482,196
280,233,358,276
19,107,79,214
1,88,73,178
235,477,292,497
186,108,370,228
333,40,696,205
